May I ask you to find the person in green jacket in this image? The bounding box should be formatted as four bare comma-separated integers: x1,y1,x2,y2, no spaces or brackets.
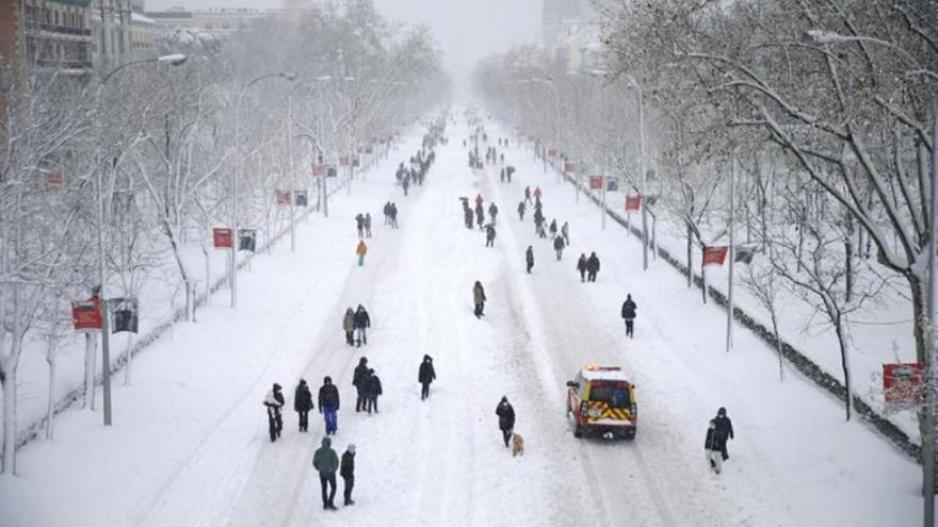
313,437,339,510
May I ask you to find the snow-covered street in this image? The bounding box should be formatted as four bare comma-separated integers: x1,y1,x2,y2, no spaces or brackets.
0,117,922,527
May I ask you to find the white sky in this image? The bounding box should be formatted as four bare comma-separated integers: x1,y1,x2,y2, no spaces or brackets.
144,0,543,80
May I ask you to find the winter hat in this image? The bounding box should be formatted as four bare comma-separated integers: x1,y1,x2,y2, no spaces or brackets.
322,437,332,447
347,444,356,454
500,396,508,403
273,383,282,391
324,376,332,384
299,379,306,386
717,407,727,416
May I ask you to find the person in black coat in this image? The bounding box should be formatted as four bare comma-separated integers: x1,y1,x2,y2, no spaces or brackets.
353,357,369,412
418,355,436,400
704,419,726,474
475,203,485,229
553,234,565,260
517,201,525,221
485,224,496,247
712,407,734,460
294,379,314,432
263,383,285,442
586,252,600,282
318,376,340,435
495,396,516,448
525,245,535,274
621,294,637,338
365,369,382,414
340,444,356,506
353,305,371,347
576,254,588,282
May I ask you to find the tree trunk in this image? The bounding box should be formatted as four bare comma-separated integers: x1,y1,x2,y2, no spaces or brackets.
845,235,854,304
1,363,16,475
123,333,133,386
686,224,693,289
46,354,56,440
833,313,853,421
83,332,97,409
701,265,708,305
203,245,211,308
771,310,784,382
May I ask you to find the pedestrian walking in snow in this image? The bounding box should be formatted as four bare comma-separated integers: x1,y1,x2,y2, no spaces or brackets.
517,201,525,221
365,369,382,414
475,203,485,230
576,254,588,282
313,437,339,510
500,167,506,183
533,186,542,200
525,245,535,274
343,307,355,346
524,186,532,205
318,376,340,436
488,202,499,225
353,357,369,413
364,213,372,238
464,207,474,230
263,383,285,442
561,222,570,246
340,444,356,506
621,294,637,338
402,176,410,196
418,355,436,400
353,305,371,347
553,235,565,260
383,202,391,226
712,407,734,461
485,224,496,247
473,281,487,319
390,202,399,229
356,240,368,267
475,193,484,207
355,213,365,238
549,219,558,239
294,379,314,432
495,396,516,448
586,252,600,282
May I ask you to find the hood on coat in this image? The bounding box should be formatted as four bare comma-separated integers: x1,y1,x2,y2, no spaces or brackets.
322,437,332,447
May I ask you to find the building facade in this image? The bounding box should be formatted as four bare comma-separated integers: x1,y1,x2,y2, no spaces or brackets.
145,7,266,35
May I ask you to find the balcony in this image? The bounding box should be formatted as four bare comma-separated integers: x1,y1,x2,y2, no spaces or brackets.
25,24,93,41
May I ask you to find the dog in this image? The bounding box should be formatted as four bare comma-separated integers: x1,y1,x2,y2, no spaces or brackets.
511,433,525,457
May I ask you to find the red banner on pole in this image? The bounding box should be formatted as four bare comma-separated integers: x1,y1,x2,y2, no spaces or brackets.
312,164,326,177
883,363,924,410
625,195,642,211
213,228,233,248
71,299,102,331
275,190,291,205
589,176,603,190
702,245,729,266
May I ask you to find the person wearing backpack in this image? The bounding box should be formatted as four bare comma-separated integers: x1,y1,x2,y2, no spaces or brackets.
621,294,637,338
294,379,314,432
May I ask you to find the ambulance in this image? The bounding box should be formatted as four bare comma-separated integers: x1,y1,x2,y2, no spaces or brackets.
566,365,637,439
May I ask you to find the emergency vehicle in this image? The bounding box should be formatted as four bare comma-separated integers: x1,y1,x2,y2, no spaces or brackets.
566,365,637,439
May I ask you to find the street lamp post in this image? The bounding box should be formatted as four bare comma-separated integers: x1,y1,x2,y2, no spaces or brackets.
231,72,296,309
625,75,649,271
95,53,186,426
